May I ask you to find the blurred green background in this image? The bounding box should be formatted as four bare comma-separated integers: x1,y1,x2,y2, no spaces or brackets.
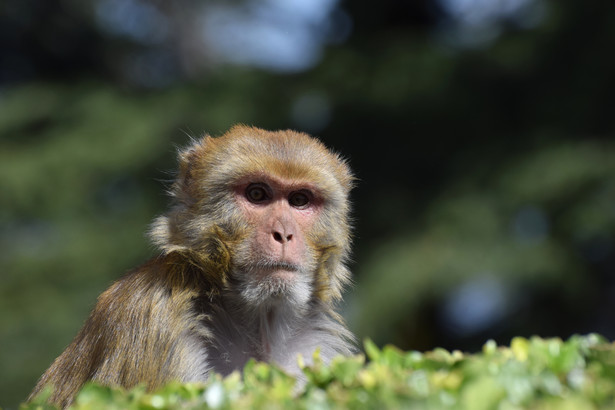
1,0,615,407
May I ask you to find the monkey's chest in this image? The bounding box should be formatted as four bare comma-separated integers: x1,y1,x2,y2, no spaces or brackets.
207,339,260,376
203,319,308,377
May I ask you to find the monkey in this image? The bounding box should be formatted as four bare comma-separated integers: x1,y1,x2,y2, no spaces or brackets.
28,125,355,408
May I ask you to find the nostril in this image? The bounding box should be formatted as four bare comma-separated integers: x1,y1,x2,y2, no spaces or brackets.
286,234,293,241
273,231,283,242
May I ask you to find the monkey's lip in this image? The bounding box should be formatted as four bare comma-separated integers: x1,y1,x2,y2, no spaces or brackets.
251,261,300,279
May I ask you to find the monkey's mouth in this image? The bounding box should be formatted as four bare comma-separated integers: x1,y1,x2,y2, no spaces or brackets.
249,261,301,280
253,261,301,274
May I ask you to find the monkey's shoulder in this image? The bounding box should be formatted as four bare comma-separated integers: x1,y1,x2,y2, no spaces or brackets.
71,259,208,377
93,258,203,319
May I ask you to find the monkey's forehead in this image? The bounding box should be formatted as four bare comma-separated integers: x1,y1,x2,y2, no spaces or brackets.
194,126,354,195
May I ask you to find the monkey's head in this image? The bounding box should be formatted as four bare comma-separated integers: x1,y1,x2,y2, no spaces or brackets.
150,125,353,310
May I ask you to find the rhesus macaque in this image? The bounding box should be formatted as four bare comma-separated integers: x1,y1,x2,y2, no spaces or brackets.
29,125,355,408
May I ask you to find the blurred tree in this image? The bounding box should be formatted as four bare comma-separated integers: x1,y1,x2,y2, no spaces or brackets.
1,0,614,408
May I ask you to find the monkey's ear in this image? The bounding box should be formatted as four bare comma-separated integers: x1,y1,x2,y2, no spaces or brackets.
175,140,202,199
149,136,213,253
173,136,216,204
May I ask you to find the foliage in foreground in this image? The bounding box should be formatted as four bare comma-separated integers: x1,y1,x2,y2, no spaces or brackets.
23,334,615,409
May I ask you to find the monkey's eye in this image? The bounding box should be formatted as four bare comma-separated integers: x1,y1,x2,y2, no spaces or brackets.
289,191,310,208
245,184,269,203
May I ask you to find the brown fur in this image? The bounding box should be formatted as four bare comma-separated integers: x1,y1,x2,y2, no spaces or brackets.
29,126,355,408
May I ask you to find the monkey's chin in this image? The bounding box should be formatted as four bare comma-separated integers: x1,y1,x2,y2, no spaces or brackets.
267,269,298,282
255,268,300,298
237,266,312,308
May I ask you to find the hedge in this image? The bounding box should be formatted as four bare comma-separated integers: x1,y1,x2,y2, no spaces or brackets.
24,334,615,409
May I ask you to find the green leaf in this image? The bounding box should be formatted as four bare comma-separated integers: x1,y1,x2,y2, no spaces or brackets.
20,335,615,409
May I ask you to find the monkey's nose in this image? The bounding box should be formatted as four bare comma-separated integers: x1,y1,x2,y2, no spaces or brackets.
273,231,293,243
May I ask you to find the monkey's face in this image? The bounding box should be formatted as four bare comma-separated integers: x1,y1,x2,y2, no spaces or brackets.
230,175,323,308
150,126,354,307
